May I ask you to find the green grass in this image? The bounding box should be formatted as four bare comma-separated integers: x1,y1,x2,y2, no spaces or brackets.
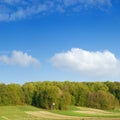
51,106,120,118
0,105,120,120
0,105,44,120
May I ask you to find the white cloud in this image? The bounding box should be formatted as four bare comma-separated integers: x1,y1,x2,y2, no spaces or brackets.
0,0,112,21
49,48,120,78
0,50,40,67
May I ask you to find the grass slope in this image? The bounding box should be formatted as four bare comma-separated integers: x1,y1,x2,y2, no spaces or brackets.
0,106,41,120
0,105,79,120
0,105,120,120
52,106,120,119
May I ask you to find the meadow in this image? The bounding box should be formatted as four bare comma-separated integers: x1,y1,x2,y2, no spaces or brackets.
0,105,120,120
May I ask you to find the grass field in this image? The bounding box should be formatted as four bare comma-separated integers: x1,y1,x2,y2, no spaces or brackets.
0,105,120,120
52,106,120,119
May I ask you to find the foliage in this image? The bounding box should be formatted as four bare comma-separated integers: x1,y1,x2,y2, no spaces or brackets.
0,84,24,105
87,90,119,110
0,81,120,110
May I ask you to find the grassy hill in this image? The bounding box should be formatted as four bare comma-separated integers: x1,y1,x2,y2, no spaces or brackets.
0,105,120,120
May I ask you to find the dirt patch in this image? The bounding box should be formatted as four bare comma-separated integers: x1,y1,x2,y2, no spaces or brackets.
26,111,93,120
26,110,120,120
26,111,80,119
75,107,119,116
75,110,111,115
77,107,110,113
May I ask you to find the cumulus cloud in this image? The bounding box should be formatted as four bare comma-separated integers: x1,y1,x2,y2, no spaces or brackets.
49,48,120,78
0,0,112,21
0,50,40,67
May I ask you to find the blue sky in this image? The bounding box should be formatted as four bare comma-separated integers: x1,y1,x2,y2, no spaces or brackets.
0,0,120,84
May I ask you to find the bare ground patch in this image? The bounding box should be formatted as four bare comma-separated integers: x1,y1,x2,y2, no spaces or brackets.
75,107,120,116
77,107,110,113
26,111,80,119
75,110,111,115
26,111,120,120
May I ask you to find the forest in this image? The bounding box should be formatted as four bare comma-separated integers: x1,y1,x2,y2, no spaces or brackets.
0,81,120,110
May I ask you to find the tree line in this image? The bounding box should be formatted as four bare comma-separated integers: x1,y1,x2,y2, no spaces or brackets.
0,81,120,110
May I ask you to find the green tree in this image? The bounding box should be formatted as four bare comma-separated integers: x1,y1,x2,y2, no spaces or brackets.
7,84,25,105
105,81,120,103
22,82,35,104
0,84,9,105
87,90,119,110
